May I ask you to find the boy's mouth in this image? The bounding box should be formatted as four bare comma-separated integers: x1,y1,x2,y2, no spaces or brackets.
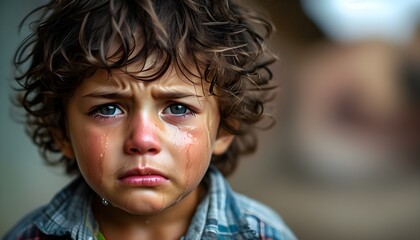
118,167,169,187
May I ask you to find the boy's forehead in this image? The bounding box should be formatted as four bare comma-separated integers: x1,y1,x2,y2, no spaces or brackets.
82,65,209,95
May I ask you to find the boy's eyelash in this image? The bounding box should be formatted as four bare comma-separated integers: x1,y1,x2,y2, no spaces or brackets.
164,103,198,117
91,113,118,121
88,103,124,118
176,111,197,118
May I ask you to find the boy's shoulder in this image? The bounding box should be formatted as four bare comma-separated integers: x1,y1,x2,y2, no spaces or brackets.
3,177,96,240
3,206,48,240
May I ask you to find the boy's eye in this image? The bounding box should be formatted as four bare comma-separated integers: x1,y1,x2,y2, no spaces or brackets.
96,104,123,116
163,104,192,115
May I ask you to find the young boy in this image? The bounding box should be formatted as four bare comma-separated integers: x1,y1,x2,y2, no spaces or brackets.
4,0,295,239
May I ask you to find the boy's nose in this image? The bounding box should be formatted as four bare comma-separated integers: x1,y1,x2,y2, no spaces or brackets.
124,114,162,155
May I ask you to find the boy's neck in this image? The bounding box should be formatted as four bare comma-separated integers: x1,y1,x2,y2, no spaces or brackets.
92,185,206,240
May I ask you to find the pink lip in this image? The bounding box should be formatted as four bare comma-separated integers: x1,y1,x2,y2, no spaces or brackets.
118,167,169,187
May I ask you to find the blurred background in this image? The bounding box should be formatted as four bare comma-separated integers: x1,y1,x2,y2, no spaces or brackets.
1,0,420,239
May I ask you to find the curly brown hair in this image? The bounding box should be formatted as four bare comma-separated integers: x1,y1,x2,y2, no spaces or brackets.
14,0,276,176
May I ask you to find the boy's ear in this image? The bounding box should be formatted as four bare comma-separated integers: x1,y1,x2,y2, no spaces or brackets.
52,129,75,159
212,128,235,155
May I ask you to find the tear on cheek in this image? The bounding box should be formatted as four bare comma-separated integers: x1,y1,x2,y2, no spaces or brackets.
186,129,212,167
77,131,108,188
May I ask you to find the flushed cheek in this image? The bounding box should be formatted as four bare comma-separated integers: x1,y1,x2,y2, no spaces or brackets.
72,126,114,194
175,123,214,188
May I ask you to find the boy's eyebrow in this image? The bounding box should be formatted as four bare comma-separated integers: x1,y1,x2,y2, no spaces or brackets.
153,90,204,99
81,91,132,99
81,90,204,99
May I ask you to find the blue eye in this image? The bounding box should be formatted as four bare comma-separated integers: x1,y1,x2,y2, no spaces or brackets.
97,104,123,116
163,104,194,116
169,104,188,114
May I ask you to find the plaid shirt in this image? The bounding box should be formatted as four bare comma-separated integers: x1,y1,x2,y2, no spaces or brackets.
4,166,296,240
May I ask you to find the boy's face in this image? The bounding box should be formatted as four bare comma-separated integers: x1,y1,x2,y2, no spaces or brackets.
59,66,233,215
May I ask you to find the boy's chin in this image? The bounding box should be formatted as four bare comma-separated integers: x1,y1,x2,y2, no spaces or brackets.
103,193,186,216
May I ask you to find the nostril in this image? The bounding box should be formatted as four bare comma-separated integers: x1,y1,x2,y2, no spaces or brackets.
130,148,139,153
128,147,159,154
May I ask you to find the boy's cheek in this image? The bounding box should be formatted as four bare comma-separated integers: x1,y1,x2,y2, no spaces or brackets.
179,122,213,172
71,126,111,180
172,130,210,191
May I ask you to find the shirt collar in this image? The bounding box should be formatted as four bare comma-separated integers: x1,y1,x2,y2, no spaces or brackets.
34,177,98,239
184,165,259,240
